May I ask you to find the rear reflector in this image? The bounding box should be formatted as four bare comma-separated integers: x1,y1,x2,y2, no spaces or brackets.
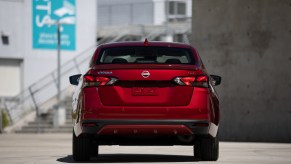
192,123,209,127
82,123,96,127
174,75,209,88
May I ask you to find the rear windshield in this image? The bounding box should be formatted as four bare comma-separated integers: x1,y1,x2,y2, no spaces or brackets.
96,46,195,64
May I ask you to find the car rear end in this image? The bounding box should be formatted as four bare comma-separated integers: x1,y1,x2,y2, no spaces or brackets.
71,41,220,161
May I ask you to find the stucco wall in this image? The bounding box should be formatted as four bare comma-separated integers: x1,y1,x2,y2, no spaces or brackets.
0,0,25,59
192,0,291,142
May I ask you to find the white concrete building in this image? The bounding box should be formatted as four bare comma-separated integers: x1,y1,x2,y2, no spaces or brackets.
98,0,192,26
0,0,97,97
97,0,192,44
0,0,97,125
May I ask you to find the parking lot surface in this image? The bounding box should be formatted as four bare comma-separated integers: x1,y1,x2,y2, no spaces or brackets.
0,134,291,164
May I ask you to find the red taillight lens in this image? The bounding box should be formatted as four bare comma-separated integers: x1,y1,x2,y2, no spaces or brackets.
180,77,196,86
83,75,117,87
197,76,207,82
174,75,209,88
83,75,95,82
95,77,111,85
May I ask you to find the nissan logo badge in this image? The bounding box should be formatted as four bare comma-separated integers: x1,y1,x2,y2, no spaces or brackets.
141,70,150,78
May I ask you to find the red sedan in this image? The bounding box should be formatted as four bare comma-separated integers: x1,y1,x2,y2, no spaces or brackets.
69,40,221,161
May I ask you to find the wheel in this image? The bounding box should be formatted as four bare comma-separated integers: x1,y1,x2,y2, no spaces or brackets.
72,131,92,161
194,135,219,161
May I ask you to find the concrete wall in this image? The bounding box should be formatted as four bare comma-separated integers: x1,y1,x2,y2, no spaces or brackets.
192,0,291,142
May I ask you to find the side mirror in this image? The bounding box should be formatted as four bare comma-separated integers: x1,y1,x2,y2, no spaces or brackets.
69,74,81,86
210,75,222,86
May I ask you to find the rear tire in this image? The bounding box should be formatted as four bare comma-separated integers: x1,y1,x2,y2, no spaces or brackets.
90,139,99,157
194,135,219,161
72,131,92,161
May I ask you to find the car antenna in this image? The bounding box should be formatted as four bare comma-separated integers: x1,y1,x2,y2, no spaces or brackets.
144,38,149,46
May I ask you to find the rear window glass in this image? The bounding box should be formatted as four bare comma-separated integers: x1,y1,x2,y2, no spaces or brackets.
96,46,195,64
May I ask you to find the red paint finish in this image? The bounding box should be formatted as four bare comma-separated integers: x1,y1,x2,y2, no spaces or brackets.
81,87,209,120
71,41,221,141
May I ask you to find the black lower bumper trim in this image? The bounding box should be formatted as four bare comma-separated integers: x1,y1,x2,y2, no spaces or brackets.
76,119,210,136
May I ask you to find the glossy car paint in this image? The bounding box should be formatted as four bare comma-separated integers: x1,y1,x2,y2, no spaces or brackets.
71,41,220,142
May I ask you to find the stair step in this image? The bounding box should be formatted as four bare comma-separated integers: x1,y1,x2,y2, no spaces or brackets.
16,128,72,133
27,119,71,125
17,124,72,132
28,120,52,124
23,124,53,128
16,98,75,133
22,123,71,129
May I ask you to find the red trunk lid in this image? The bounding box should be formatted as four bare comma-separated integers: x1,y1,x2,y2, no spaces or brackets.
90,64,203,106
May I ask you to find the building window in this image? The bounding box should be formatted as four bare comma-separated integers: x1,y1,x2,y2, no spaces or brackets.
167,1,187,21
169,1,175,15
1,34,9,45
177,2,186,15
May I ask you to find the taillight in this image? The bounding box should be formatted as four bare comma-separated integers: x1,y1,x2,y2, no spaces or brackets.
173,75,209,88
83,75,118,87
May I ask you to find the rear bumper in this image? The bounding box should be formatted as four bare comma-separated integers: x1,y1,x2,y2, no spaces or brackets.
74,119,211,137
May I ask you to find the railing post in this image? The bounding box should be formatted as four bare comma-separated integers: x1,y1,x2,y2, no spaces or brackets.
51,73,58,89
28,87,39,116
0,108,2,133
28,87,40,133
0,97,3,133
3,101,12,125
109,5,112,25
130,3,133,25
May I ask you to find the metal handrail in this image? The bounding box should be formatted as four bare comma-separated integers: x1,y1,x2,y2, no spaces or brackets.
1,23,192,127
0,32,139,126
1,44,97,125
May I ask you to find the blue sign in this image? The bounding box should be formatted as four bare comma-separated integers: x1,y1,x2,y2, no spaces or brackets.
32,0,76,50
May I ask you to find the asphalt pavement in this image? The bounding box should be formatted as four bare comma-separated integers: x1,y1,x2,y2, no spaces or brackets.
0,133,290,164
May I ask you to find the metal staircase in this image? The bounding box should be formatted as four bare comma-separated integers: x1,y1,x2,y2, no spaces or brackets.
1,23,191,133
15,97,73,133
